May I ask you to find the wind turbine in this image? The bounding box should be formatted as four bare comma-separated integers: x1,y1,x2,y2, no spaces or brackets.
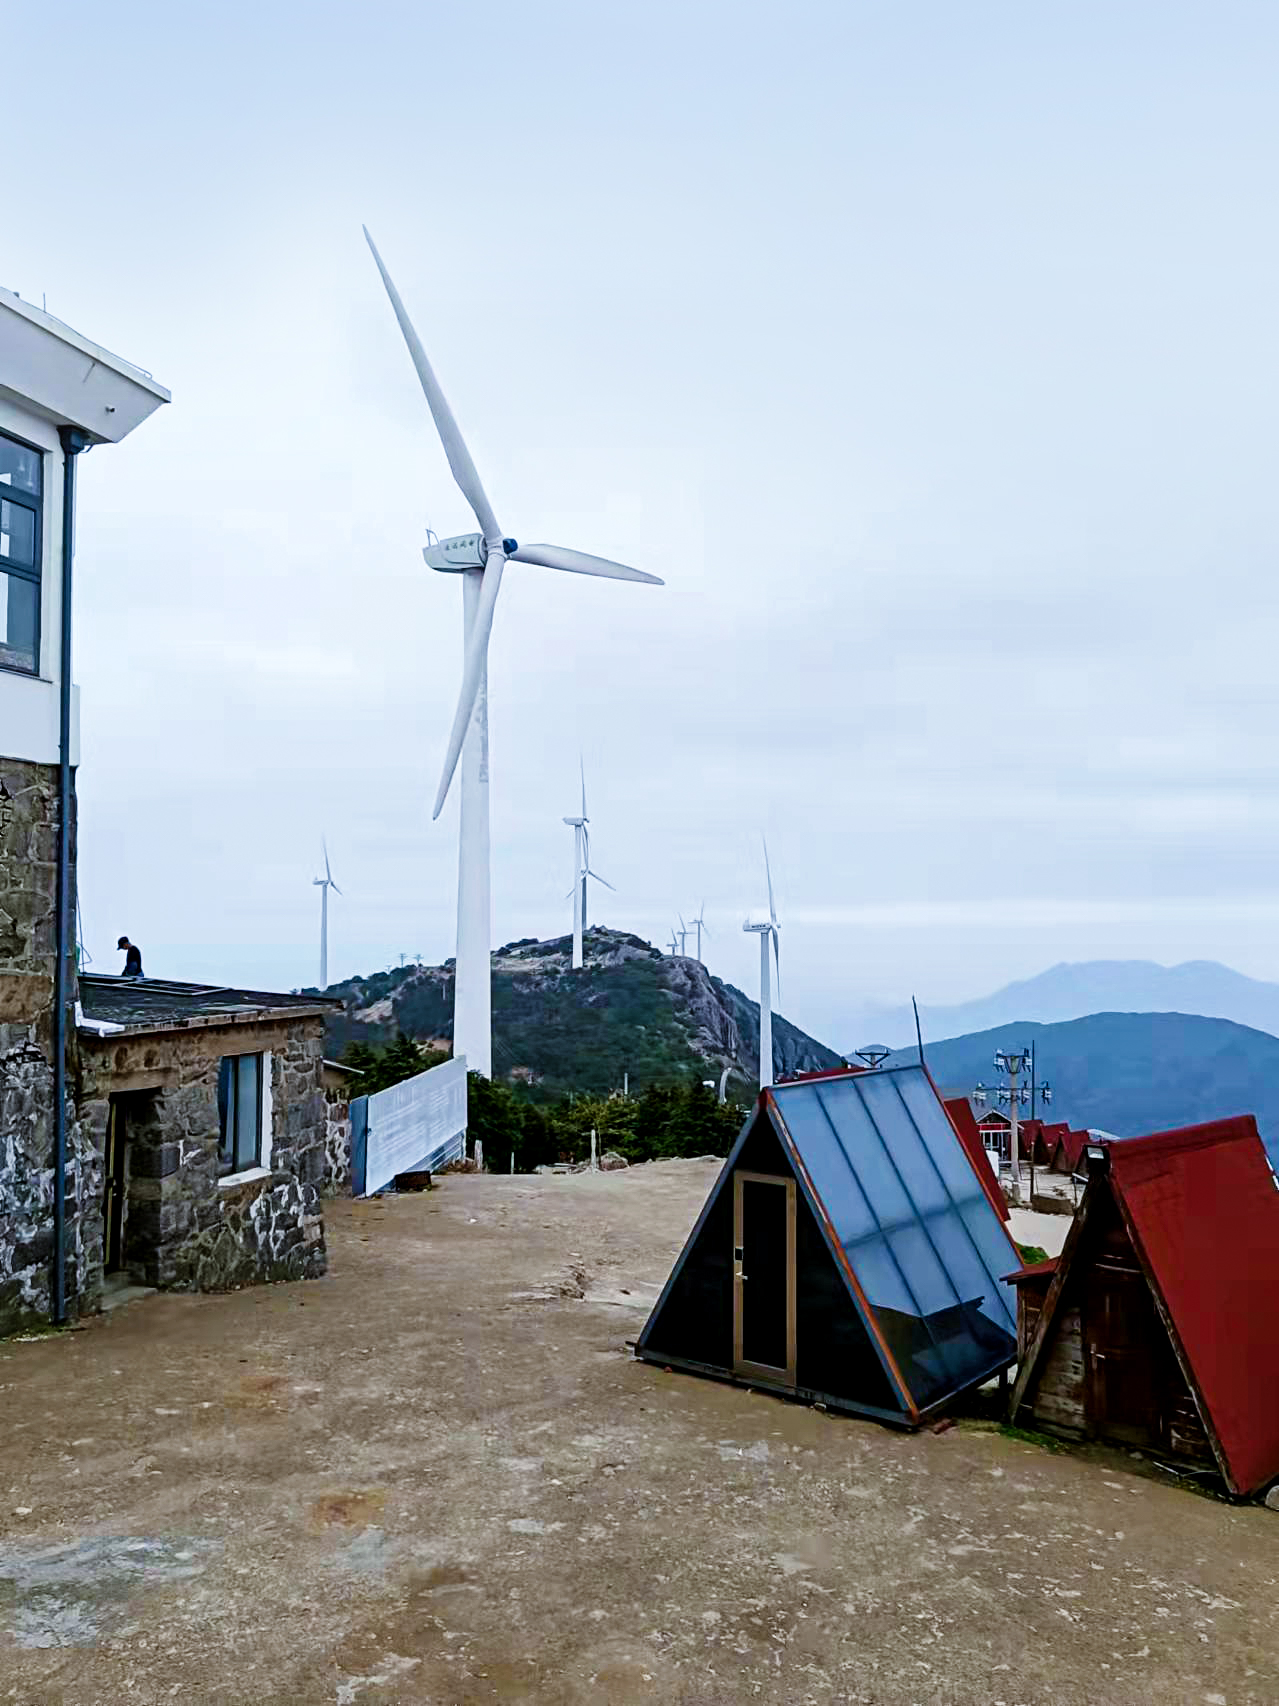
564,760,614,969
667,928,680,956
689,902,710,962
743,840,780,1090
314,839,342,989
365,230,663,1076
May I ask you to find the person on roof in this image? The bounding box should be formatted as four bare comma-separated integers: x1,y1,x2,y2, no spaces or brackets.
117,936,143,978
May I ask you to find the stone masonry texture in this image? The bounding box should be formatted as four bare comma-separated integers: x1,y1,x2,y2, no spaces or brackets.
78,1013,329,1294
0,757,98,1335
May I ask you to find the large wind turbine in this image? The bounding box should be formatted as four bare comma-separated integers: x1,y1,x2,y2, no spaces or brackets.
564,761,614,969
314,839,342,990
743,841,780,1090
689,902,710,962
365,230,663,1075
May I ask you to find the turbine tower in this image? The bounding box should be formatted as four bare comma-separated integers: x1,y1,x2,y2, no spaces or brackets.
365,230,663,1076
689,902,710,961
743,841,780,1090
564,760,614,969
313,839,341,990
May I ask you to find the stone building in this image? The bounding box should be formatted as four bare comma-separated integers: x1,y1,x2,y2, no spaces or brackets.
0,289,168,1333
77,976,342,1293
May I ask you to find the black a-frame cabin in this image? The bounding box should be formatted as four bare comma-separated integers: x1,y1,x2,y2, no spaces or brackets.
636,1064,1021,1425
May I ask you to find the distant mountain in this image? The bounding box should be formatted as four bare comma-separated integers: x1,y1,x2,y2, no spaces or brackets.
309,928,841,1098
848,960,1279,1052
887,1010,1279,1159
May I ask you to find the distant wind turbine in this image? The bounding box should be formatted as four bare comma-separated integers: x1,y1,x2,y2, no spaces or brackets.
364,228,663,1076
668,928,680,956
563,760,615,969
677,916,691,956
743,840,780,1090
689,902,710,961
314,839,342,989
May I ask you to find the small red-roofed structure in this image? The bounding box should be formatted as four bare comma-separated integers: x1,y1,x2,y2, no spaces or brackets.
1008,1116,1279,1495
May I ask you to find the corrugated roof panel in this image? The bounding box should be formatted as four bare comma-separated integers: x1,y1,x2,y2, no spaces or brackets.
772,1065,1019,1413
1107,1116,1279,1496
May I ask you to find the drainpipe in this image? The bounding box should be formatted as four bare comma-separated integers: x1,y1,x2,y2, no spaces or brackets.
52,427,90,1325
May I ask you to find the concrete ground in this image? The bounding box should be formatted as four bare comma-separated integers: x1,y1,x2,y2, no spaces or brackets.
1,1162,1276,1706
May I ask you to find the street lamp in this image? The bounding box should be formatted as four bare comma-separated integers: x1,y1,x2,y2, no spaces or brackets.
993,1046,1031,1206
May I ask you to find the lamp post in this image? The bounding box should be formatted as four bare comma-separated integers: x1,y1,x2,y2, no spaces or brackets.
993,1047,1030,1206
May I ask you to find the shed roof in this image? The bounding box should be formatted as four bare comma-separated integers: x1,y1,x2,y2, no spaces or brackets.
79,973,340,1033
1106,1116,1279,1496
944,1096,1010,1222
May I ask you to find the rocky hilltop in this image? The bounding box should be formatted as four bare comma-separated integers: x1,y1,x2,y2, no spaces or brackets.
311,928,840,1098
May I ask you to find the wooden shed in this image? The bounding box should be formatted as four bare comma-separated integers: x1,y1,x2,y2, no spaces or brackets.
1008,1116,1279,1495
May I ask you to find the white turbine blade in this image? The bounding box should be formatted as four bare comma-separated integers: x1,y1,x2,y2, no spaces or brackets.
585,869,616,891
432,552,506,818
763,837,777,927
323,838,332,884
510,543,663,585
580,754,587,821
771,925,781,999
330,881,343,898
363,227,501,543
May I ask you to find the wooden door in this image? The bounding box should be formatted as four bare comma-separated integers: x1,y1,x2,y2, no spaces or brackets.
732,1172,797,1386
103,1099,127,1275
1083,1256,1161,1448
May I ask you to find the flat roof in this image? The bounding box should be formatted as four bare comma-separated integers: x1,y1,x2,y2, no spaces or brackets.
0,290,170,403
79,973,340,1034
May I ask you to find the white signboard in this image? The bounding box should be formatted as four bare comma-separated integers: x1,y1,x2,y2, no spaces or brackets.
354,1054,468,1196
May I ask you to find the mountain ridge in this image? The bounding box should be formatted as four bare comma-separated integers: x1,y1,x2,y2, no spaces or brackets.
850,958,1279,1051
886,1008,1279,1160
309,927,842,1097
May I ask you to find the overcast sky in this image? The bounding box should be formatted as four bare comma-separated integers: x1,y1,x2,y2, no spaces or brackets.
9,1,1279,1049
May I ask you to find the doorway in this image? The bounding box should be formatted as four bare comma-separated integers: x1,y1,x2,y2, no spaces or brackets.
103,1097,129,1276
732,1171,796,1386
1083,1255,1161,1448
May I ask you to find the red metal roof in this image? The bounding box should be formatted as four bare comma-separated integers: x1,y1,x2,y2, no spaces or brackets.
1002,1256,1059,1285
945,1097,1010,1222
1106,1115,1279,1496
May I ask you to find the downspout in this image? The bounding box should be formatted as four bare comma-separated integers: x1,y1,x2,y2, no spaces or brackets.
52,426,91,1324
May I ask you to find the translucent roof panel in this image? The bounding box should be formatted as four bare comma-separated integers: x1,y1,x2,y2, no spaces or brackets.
771,1066,1018,1411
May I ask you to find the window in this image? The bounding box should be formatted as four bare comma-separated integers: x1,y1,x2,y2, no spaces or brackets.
0,431,42,675
218,1053,263,1174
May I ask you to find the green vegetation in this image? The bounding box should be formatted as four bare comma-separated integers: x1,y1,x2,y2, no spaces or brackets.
343,1034,747,1172
1015,1243,1050,1266
319,929,840,1098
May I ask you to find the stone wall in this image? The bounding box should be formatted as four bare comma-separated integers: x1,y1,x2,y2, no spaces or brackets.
79,1012,329,1294
0,757,99,1334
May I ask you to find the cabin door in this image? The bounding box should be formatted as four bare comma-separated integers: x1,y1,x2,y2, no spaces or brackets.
103,1098,128,1276
732,1172,797,1386
1083,1256,1161,1448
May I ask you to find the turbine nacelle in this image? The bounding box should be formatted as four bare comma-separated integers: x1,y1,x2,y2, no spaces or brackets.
423,533,518,573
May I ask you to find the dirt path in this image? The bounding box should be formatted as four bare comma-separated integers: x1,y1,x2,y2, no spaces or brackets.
0,1162,1275,1704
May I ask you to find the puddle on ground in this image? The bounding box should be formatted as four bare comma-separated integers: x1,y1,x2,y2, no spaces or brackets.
0,1534,218,1649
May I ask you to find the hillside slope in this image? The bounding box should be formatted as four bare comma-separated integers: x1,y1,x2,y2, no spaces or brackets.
850,959,1279,1051
312,928,841,1098
888,1010,1279,1156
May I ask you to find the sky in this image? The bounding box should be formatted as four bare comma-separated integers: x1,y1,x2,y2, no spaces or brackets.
9,1,1279,1050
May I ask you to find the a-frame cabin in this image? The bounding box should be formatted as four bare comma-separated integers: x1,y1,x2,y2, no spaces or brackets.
1009,1117,1279,1496
636,1064,1021,1426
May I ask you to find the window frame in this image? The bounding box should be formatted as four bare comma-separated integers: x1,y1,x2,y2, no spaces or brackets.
218,1052,264,1177
0,427,44,678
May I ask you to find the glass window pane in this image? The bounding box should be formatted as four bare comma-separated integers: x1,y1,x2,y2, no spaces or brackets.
812,1079,914,1229
235,1055,260,1171
0,435,41,495
218,1057,234,1167
0,499,36,569
0,571,37,672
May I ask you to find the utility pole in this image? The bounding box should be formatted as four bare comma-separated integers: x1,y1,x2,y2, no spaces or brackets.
994,1047,1029,1207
